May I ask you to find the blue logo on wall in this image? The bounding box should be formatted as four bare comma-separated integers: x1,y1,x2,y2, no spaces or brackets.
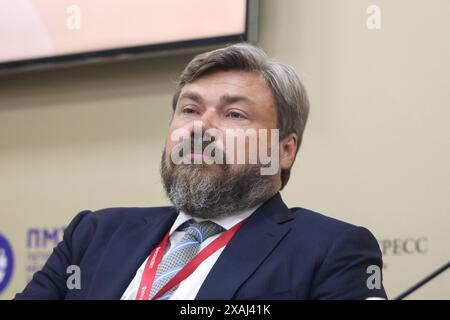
0,234,14,294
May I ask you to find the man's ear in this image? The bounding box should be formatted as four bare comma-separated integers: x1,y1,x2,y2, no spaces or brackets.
280,133,298,170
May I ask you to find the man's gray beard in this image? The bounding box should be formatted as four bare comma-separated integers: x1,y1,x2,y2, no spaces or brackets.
160,151,276,219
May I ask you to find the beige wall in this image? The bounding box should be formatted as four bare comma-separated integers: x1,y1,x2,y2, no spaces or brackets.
1,0,449,299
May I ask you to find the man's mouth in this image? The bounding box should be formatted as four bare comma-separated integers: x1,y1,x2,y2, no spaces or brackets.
181,152,213,163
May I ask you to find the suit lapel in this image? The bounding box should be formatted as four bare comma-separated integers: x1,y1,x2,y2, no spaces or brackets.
85,208,178,299
195,193,294,300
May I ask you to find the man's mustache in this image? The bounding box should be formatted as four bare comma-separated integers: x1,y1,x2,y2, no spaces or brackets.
186,138,225,159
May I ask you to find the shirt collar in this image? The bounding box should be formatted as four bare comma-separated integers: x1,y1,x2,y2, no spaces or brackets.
169,205,260,235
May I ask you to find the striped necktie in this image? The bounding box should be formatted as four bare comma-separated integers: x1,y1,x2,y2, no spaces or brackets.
149,219,223,300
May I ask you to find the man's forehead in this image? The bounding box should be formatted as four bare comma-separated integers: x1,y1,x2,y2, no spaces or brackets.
179,70,272,102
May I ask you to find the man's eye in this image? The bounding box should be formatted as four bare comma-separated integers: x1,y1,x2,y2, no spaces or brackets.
227,111,244,119
182,107,197,114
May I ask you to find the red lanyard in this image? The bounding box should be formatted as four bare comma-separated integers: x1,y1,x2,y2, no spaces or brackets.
135,219,245,300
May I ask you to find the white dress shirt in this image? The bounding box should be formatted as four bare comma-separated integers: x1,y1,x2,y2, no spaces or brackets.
120,206,258,300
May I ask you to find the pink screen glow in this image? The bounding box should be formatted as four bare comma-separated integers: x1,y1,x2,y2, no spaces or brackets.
0,0,247,63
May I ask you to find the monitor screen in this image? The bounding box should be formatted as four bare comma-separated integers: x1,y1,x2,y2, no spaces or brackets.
0,0,256,71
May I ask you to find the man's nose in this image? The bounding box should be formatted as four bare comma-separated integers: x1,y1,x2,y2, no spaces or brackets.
199,108,220,130
186,109,219,136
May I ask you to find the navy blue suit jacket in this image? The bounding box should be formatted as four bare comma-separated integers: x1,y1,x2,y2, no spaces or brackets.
15,193,387,300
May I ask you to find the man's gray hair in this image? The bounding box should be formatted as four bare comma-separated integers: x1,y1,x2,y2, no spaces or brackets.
172,43,310,189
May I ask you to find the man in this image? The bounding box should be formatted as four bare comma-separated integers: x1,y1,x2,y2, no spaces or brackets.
16,43,387,300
